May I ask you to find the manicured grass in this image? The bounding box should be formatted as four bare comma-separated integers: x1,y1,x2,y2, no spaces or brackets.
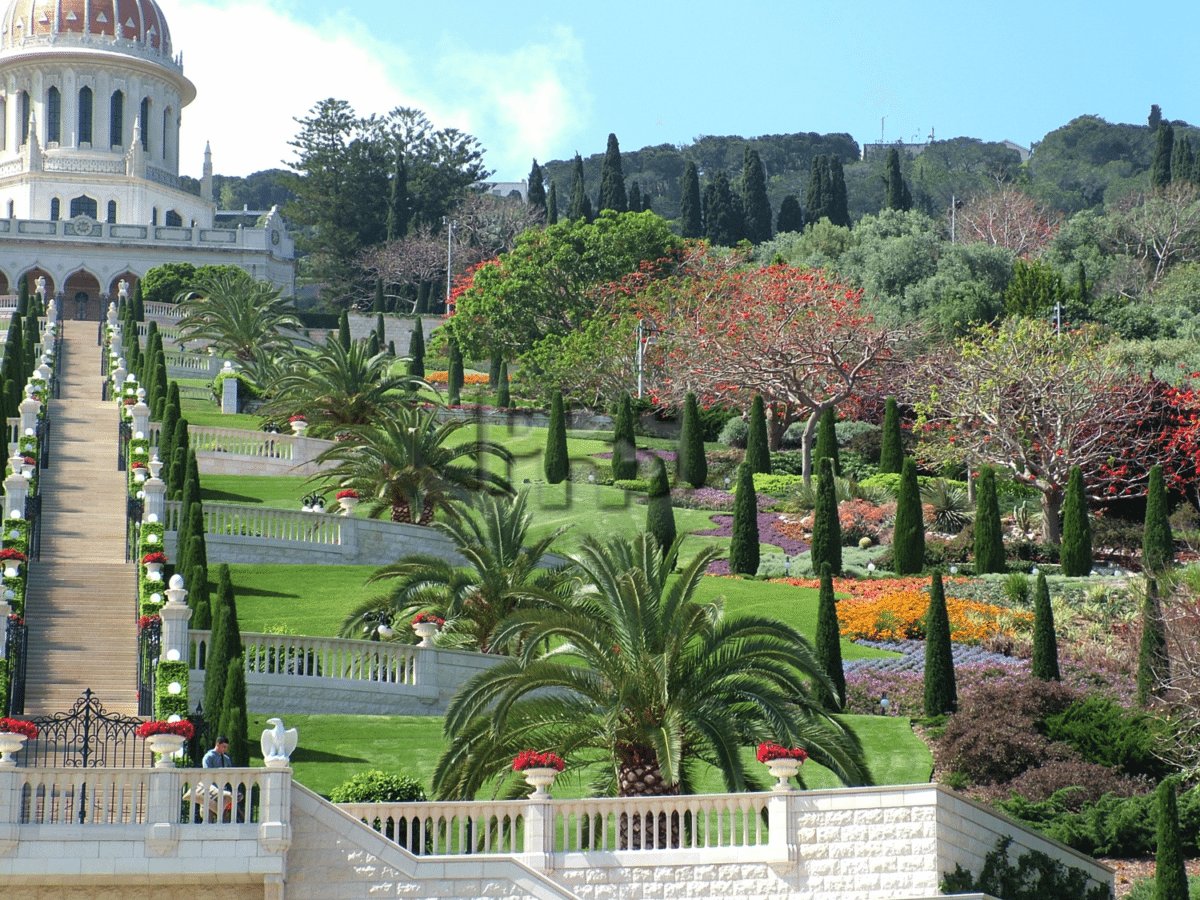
224,565,380,636
181,399,264,431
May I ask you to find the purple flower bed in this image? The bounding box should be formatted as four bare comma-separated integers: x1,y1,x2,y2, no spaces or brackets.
698,512,808,574
594,449,678,463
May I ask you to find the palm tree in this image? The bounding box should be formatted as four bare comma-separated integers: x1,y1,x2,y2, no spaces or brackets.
313,406,514,524
433,532,871,803
174,269,304,367
260,333,420,436
340,491,572,653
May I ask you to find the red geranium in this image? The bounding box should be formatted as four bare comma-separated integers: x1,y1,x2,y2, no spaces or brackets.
336,489,359,499
0,549,27,562
512,750,565,772
0,717,37,739
135,720,195,740
756,742,808,764
411,612,445,627
141,552,168,565
289,415,307,423
138,614,161,632
131,461,147,469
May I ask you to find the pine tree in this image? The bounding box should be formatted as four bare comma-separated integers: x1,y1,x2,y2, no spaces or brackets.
628,181,643,214
879,397,904,475
1171,135,1194,185
1031,571,1060,681
745,395,772,474
568,153,592,222
806,155,830,224
1060,466,1093,577
741,146,772,244
973,467,1006,574
338,308,351,351
645,457,676,560
893,458,925,575
544,390,569,484
923,571,958,716
729,463,760,576
680,161,703,239
217,657,249,767
1143,465,1174,573
815,564,845,709
813,406,841,477
884,148,912,211
810,458,842,577
1154,780,1189,900
598,133,628,213
546,180,559,225
611,393,638,481
703,170,744,246
496,360,510,408
447,338,464,406
677,392,708,489
408,317,425,378
527,158,547,218
776,194,804,234
828,155,850,227
1138,578,1169,706
1151,123,1175,189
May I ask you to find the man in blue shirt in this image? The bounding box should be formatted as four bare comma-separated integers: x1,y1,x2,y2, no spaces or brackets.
202,735,232,768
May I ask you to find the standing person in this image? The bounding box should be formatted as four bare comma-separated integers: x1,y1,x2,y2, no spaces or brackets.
199,735,238,821
203,735,232,768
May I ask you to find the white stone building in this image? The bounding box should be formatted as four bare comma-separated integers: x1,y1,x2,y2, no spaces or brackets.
0,0,294,316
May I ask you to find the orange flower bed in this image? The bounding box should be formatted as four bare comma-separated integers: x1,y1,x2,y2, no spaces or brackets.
425,371,491,386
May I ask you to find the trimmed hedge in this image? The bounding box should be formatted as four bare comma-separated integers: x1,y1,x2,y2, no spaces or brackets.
155,660,189,720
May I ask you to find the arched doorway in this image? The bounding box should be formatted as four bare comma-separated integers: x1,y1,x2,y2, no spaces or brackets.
64,270,101,321
109,272,139,304
20,268,55,302
0,272,10,296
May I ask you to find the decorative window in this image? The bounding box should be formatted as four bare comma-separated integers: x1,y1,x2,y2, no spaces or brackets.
78,87,93,144
140,97,150,151
107,200,117,223
161,108,168,160
47,87,61,144
19,91,29,145
50,198,60,220
165,209,182,227
109,90,124,147
151,207,158,225
69,195,98,219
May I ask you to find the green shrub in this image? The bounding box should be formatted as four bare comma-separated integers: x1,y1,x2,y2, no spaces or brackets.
921,478,970,534
1127,875,1200,900
1004,572,1030,603
717,416,747,448
750,473,806,497
860,472,966,497
612,479,650,493
941,836,1109,900
1041,695,1171,780
154,660,189,720
330,769,430,851
768,451,804,476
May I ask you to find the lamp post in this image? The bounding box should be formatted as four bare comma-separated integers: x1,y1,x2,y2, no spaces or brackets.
444,218,458,314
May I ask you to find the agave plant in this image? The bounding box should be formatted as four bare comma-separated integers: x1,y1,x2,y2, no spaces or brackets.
921,479,971,534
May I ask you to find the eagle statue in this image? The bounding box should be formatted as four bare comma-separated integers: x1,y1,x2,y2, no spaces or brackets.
260,717,299,767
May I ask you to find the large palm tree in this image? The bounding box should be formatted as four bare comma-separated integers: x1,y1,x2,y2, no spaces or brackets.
174,269,304,367
340,491,572,652
433,532,871,802
314,407,514,525
260,333,419,436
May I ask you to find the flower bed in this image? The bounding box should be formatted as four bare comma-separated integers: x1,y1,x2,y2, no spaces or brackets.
697,511,807,574
0,717,37,739
135,719,195,739
756,742,807,763
512,750,565,772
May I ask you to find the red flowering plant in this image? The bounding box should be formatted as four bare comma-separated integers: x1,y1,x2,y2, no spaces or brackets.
141,552,168,565
512,750,565,772
131,461,147,469
288,415,307,423
138,614,161,632
411,612,445,627
20,456,35,466
756,742,808,764
336,489,359,500
135,720,195,740
0,717,37,739
123,397,136,405
0,549,27,562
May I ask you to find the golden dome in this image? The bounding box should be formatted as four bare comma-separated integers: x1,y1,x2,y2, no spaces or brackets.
0,0,172,55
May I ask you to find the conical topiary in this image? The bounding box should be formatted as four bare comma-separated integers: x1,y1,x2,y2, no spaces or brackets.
1137,578,1170,706
810,457,842,576
447,338,463,406
645,457,676,559
973,467,1006,574
813,406,840,477
338,308,351,352
1031,572,1060,681
879,397,904,475
217,657,249,766
814,563,845,709
1060,466,1093,577
728,463,760,575
1154,780,1189,900
678,392,708,489
745,394,771,474
923,571,957,716
496,361,510,408
1143,465,1174,574
203,603,233,732
892,457,925,575
408,318,425,378
612,393,638,481
544,391,569,484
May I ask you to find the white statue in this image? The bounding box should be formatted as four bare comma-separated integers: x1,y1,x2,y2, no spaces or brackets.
260,717,298,768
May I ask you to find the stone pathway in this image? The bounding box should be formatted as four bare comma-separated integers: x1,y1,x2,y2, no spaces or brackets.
21,318,138,715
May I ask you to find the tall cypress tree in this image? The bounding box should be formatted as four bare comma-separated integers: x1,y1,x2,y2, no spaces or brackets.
776,194,804,235
645,457,676,560
745,394,771,474
893,458,925,575
611,393,638,481
923,571,957,716
813,406,840,477
806,155,830,224
598,133,627,213
496,360,510,408
884,148,912,211
741,146,772,244
680,161,703,239
1031,572,1060,681
1151,123,1175,189
17,274,28,316
828,155,850,227
375,312,386,347
678,392,708,489
218,657,249,767
546,180,559,225
544,390,569,484
373,278,385,313
408,317,426,378
703,170,744,246
568,153,592,222
203,602,233,733
879,397,904,474
973,467,1006,574
1060,466,1093,577
132,279,144,321
1143,465,1174,573
338,308,352,352
1171,135,1194,186
814,563,845,709
729,462,760,576
527,158,547,218
158,397,179,486
810,458,842,577
1154,779,1189,900
488,353,502,388
1138,578,1169,706
628,181,643,214
447,338,464,406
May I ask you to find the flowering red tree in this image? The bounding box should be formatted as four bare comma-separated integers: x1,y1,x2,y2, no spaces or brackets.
957,185,1059,259
638,254,908,482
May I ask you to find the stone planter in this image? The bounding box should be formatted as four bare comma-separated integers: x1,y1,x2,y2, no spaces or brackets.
144,733,187,767
0,732,28,767
290,420,307,436
3,564,19,578
412,620,439,647
764,758,802,791
338,496,359,516
133,469,147,483
144,562,164,580
521,766,559,798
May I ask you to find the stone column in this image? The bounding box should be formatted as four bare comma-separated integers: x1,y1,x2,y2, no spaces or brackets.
159,574,191,663
3,472,26,519
767,792,797,871
221,362,238,414
145,768,182,853
257,769,293,853
142,475,166,524
0,598,9,657
17,396,39,435
522,798,554,873
131,399,149,438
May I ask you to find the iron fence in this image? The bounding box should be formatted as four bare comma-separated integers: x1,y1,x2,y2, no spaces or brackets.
4,614,27,715
16,690,155,771
137,618,160,718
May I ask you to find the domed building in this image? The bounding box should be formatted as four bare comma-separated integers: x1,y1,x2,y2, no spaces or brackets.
0,0,293,316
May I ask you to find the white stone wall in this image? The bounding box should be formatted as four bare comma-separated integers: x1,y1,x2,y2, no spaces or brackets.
4,888,260,900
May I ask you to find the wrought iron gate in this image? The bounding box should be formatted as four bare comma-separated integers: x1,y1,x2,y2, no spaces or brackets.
4,614,27,715
16,690,154,769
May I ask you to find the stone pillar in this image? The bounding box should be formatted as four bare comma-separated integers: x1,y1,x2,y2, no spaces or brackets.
522,798,554,872
131,399,150,437
767,792,797,870
3,472,26,519
0,768,19,853
159,574,191,663
145,768,182,853
221,363,238,414
257,769,293,853
142,475,166,524
17,397,39,435
0,598,9,657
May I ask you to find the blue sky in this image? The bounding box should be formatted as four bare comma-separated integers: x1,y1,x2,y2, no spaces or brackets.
173,0,1200,183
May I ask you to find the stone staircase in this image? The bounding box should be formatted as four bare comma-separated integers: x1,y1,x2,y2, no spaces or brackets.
21,318,139,716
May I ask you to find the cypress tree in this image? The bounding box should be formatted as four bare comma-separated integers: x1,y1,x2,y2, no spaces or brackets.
828,155,850,227
611,393,638,481
447,339,464,406
414,281,431,315
203,603,233,734
923,571,957,716
1060,466,1093,577
1137,578,1170,706
544,390,569,484
1154,780,1189,900
741,146,772,244
645,457,676,560
546,180,559,225
745,395,771,474
527,158,547,218
488,353,502,388
152,347,168,419
813,406,841,477
496,360,510,409
1031,572,1060,681
171,419,191,498
568,153,592,222
628,181,643,214
677,392,708,489
702,170,744,246
814,563,845,709
893,458,925,575
158,398,179,485
408,318,425,378
680,161,703,239
17,274,28,315
388,340,396,357
776,194,804,234
218,657,249,767
1151,123,1175,189
375,312,386,345
973,467,1006,574
810,458,842,577
806,155,830,224
884,148,912,211
729,462,760,576
598,133,627,213
132,279,144,321
1171,135,1194,186
1143,465,1174,573
879,397,904,474
338,308,351,351
373,278,385,313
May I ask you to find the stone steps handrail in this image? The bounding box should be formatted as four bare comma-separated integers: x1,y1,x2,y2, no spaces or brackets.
163,500,344,545
191,629,419,684
144,302,184,320
184,426,300,461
